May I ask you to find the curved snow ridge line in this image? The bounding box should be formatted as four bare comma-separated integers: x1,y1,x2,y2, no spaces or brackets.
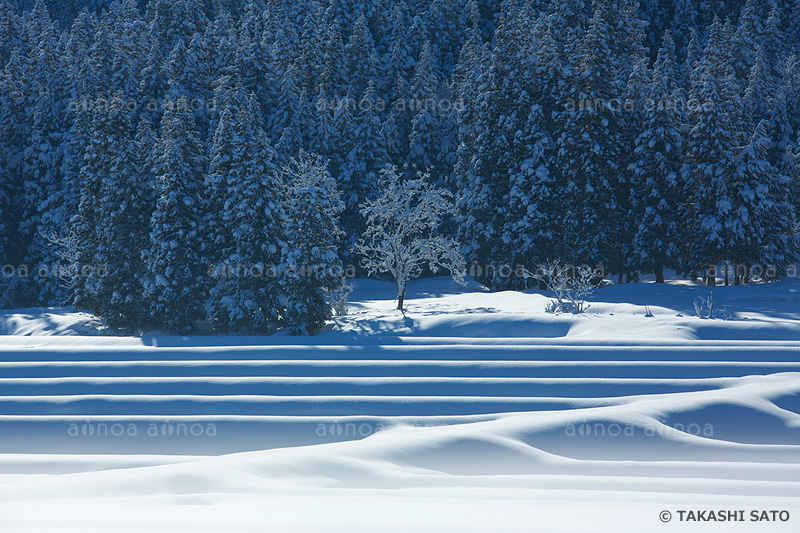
0,414,498,423
0,377,733,399
3,345,800,363
2,418,798,500
2,360,798,380
7,335,800,347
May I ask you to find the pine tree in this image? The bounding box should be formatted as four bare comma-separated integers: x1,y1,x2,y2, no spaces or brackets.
733,120,800,280
20,9,71,305
0,159,9,270
202,9,238,81
553,3,624,269
319,16,348,97
0,0,18,70
281,153,344,336
406,41,444,176
204,87,238,273
142,96,206,334
742,45,776,131
82,95,149,329
685,18,743,285
226,95,285,332
208,92,286,333
501,14,564,279
732,0,767,90
338,82,389,251
629,32,685,283
345,14,378,100
108,0,148,97
672,0,698,59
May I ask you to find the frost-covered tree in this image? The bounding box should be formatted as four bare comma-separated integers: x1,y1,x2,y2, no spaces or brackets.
357,166,466,310
281,153,344,336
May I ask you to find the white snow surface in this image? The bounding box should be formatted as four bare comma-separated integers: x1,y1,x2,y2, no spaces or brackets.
1,277,799,531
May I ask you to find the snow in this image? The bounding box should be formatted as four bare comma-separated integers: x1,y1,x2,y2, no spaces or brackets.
0,277,799,531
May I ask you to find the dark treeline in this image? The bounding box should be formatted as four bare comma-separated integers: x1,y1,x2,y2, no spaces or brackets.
1,0,799,333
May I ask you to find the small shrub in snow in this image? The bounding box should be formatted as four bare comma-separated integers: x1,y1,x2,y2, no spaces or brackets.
527,262,598,314
39,226,82,305
693,292,731,320
325,281,355,317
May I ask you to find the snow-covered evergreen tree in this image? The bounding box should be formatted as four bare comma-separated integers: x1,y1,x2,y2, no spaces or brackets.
406,41,446,178
553,2,625,268
685,18,744,284
629,32,685,283
281,153,344,336
80,95,149,329
142,96,206,334
337,82,388,252
208,92,286,333
345,14,378,100
733,120,800,280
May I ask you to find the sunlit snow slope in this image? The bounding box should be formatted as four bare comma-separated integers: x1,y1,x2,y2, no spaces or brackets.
0,278,799,532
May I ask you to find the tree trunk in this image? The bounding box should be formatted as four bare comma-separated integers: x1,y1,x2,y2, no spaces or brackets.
654,264,665,284
724,261,729,286
397,285,406,310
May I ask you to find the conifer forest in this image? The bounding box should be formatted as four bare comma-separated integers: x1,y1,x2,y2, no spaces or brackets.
1,0,799,334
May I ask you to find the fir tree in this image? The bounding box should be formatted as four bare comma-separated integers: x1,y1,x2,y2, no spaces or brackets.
553,3,624,269
629,32,685,283
685,18,743,284
281,153,344,336
142,97,206,334
82,95,149,329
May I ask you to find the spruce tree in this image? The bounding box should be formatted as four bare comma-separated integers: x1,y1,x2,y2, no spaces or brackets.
281,153,344,336
733,120,800,280
142,96,206,334
553,3,624,269
685,18,743,285
629,32,685,283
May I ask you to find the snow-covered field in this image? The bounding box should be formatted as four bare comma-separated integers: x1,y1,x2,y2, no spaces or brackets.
1,277,799,532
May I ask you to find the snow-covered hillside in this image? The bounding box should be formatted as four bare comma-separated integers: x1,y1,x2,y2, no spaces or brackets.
0,278,799,531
